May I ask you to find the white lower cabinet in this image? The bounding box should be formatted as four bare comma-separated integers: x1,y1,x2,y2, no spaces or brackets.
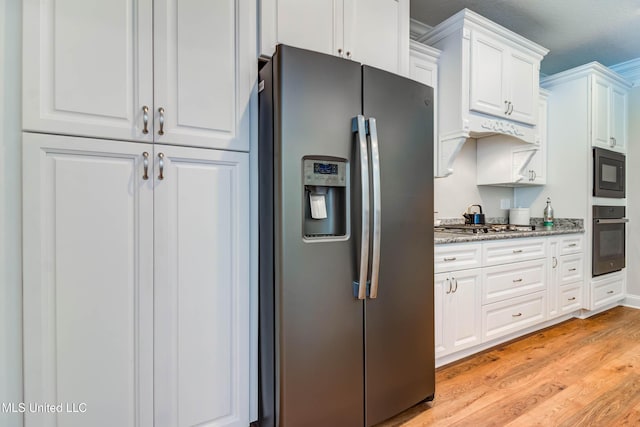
548,235,584,319
23,133,249,427
591,271,625,309
482,292,546,341
435,269,482,357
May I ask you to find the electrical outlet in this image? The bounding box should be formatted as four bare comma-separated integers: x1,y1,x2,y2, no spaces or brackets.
500,199,511,209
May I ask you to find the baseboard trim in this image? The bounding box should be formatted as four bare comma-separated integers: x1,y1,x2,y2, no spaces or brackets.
623,294,640,309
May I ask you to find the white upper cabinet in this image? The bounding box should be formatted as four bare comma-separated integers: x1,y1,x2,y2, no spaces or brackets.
418,9,548,177
260,0,409,74
23,0,253,151
470,30,538,125
23,0,154,142
592,75,628,153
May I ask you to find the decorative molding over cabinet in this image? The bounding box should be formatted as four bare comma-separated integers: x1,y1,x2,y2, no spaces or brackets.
610,57,640,87
418,9,548,177
259,0,410,75
23,133,251,427
23,0,253,151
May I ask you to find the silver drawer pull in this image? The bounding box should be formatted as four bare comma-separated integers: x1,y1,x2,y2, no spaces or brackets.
568,243,577,247
512,278,523,283
512,249,523,254
444,257,457,262
607,290,615,294
568,297,576,301
568,268,577,272
512,312,523,317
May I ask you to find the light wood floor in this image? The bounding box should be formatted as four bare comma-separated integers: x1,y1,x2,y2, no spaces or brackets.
378,306,640,427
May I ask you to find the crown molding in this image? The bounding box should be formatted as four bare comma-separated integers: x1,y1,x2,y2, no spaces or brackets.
610,58,640,87
410,18,432,40
541,61,632,89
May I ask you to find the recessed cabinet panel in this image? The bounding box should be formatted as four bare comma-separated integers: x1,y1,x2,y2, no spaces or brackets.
470,32,505,116
154,0,251,150
592,78,610,148
23,134,154,427
154,145,250,427
508,52,537,124
23,0,153,141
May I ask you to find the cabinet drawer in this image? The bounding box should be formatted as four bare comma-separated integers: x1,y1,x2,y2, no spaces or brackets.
559,254,584,285
434,243,482,273
592,273,625,308
483,238,546,266
482,259,546,304
482,292,546,341
559,283,582,314
559,235,584,256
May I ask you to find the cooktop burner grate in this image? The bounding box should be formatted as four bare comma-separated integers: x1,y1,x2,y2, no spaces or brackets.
435,224,536,234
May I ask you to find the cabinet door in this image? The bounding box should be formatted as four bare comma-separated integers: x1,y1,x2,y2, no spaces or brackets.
23,133,154,427
434,273,449,356
592,76,611,148
154,145,250,427
345,0,408,74
610,85,627,152
23,0,154,142
448,269,482,353
154,0,253,151
260,0,344,58
507,50,538,125
469,31,508,118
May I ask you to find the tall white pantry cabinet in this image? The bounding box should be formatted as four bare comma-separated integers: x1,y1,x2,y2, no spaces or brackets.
22,1,254,426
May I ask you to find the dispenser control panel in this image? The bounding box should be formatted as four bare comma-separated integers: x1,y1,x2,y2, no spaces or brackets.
303,159,347,187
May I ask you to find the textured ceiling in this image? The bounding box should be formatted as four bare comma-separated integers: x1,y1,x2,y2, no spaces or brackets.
410,0,640,76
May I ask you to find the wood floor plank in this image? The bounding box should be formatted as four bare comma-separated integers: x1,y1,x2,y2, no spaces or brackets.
377,306,640,427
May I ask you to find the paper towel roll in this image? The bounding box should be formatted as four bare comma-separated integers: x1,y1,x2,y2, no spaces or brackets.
509,208,530,225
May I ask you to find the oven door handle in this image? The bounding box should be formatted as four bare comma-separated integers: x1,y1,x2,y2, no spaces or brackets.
595,218,629,224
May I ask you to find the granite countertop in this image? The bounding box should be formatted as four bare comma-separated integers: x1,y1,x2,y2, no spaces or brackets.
434,218,585,245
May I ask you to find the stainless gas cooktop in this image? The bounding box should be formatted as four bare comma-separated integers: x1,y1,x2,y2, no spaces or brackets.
435,224,536,234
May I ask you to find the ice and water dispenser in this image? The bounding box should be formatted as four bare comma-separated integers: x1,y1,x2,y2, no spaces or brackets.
302,157,348,239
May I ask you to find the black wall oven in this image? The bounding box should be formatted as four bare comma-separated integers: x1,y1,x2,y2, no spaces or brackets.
592,205,627,277
594,148,625,198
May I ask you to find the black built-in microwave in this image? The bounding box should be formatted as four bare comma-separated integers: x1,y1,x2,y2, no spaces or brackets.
593,147,625,198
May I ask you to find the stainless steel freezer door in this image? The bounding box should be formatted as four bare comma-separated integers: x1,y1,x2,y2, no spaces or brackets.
274,45,365,427
362,66,435,427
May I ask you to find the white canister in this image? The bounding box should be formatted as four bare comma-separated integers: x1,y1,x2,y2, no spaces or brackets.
509,208,530,225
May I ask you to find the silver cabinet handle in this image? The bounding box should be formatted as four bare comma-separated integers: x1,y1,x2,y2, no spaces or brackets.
568,243,577,247
157,152,165,180
352,116,370,300
142,152,149,180
512,249,523,254
452,278,458,293
338,48,343,57
444,257,457,262
346,51,352,58
445,278,452,294
512,312,522,317
568,297,576,301
508,101,514,115
368,117,382,299
532,170,537,181
552,256,558,268
158,107,165,135
568,268,577,272
504,100,509,114
142,105,149,134
610,137,616,147
607,290,615,294
512,278,523,283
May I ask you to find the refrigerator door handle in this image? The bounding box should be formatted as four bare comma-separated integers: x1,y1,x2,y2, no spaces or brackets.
368,117,382,299
352,115,370,300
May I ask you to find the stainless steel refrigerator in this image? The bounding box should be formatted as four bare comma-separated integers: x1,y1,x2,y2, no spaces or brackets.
258,45,434,427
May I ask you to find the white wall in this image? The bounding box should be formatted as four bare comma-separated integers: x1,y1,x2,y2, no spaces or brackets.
434,138,513,219
626,86,640,297
0,0,23,425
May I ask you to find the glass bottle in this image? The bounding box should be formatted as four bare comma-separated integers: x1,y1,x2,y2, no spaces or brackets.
543,197,554,227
